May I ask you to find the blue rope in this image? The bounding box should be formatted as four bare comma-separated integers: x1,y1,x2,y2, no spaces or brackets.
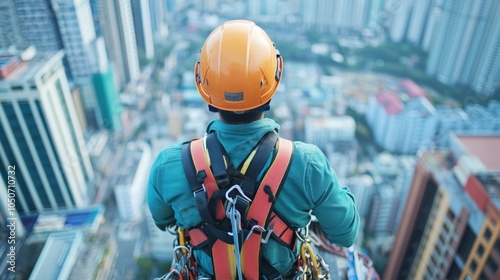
229,204,244,280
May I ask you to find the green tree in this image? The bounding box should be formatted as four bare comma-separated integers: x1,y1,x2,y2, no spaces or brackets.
136,257,154,280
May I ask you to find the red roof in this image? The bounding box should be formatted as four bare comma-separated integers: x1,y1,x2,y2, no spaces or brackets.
400,79,426,98
376,92,403,115
457,136,500,170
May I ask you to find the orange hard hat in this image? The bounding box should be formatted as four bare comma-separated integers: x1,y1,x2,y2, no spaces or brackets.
194,20,283,112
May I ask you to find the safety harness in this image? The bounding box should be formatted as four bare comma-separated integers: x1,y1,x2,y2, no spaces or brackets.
180,130,296,279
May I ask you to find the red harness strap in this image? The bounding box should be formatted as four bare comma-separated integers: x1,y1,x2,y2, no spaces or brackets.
185,136,294,279
241,137,293,280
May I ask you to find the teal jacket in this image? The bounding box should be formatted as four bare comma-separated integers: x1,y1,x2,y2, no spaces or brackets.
147,118,360,276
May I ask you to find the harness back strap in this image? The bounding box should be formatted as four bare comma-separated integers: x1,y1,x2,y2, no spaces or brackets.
241,137,293,280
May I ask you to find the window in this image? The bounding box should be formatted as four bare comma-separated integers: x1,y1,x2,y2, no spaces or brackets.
470,260,478,272
485,228,492,241
458,226,476,261
478,244,485,257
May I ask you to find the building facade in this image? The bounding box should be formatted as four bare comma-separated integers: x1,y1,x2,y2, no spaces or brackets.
96,0,140,88
366,91,438,154
0,0,24,49
51,0,99,85
131,0,155,60
113,142,150,221
0,49,94,214
13,0,64,52
426,0,500,95
385,134,500,280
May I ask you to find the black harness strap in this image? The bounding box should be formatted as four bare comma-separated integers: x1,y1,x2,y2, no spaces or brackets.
181,143,218,225
205,133,231,188
239,130,279,199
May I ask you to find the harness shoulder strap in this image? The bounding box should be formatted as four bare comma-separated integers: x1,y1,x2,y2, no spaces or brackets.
181,136,226,223
242,137,294,280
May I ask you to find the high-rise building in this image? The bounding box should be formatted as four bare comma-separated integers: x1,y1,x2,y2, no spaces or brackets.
426,0,500,95
113,142,151,221
0,0,24,49
385,134,500,280
300,0,369,34
91,37,121,131
470,0,500,96
4,0,111,130
131,0,155,60
96,0,140,88
367,153,415,237
51,0,99,85
13,0,64,52
366,80,438,154
148,0,168,40
0,48,94,214
304,116,356,150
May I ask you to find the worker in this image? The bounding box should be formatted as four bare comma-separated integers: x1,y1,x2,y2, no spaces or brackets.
147,20,360,279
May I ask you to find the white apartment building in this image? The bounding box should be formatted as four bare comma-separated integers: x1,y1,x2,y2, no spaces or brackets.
426,0,500,95
305,115,356,149
366,89,438,154
113,142,151,221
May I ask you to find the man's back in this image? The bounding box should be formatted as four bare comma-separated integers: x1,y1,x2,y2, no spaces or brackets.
147,118,360,276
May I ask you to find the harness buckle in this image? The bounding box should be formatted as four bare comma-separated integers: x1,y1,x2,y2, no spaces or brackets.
215,175,230,188
245,225,274,244
193,184,208,209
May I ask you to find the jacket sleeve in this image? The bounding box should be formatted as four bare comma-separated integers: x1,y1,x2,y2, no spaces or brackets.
307,146,360,247
147,152,176,231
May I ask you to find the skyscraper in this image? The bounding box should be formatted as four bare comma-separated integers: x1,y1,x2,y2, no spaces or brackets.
366,80,438,154
51,0,99,85
13,0,63,52
426,0,500,95
385,134,500,280
3,0,111,130
131,0,155,60
0,48,94,214
0,0,23,49
96,0,140,88
91,37,121,131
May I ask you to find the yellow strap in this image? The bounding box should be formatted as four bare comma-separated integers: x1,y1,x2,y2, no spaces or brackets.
240,149,257,174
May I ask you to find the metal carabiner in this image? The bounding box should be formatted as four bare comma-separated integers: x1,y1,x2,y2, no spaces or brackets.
225,184,252,204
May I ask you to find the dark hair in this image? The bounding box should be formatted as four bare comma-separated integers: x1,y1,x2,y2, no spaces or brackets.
219,110,264,124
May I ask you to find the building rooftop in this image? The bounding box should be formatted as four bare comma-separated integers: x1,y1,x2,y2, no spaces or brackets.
0,47,61,83
115,142,148,187
20,205,104,233
399,79,427,98
456,135,500,171
376,92,403,115
29,231,83,280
